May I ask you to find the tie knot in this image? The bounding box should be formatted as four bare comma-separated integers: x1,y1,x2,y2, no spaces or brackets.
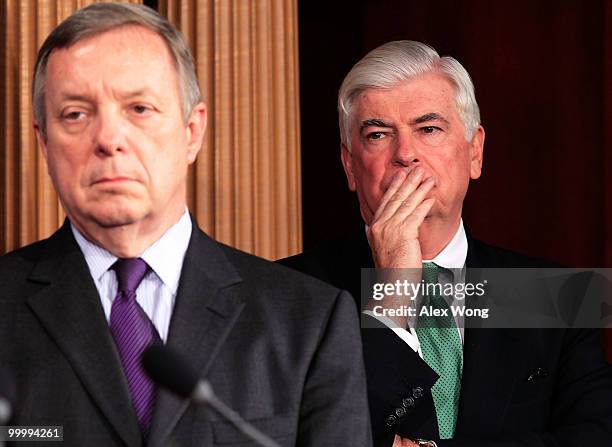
113,258,149,293
422,262,439,284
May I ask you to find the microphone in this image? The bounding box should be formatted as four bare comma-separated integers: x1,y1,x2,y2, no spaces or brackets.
142,345,281,447
0,368,15,424
0,368,16,447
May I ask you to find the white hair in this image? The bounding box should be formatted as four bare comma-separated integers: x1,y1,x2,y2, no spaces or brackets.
338,40,481,148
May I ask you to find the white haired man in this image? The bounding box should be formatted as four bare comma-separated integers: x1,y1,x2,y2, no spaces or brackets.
281,40,612,446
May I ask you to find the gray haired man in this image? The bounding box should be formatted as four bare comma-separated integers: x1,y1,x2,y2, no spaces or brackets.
281,40,612,446
0,3,372,446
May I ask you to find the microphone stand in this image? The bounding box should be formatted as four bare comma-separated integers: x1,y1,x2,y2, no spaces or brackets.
193,381,281,447
0,396,10,447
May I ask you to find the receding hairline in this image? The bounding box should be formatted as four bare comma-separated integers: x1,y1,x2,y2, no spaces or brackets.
44,23,181,74
347,71,464,129
41,24,184,111
33,15,201,137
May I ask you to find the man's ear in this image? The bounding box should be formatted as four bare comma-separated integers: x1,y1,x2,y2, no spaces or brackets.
340,143,357,191
185,102,207,164
469,125,485,180
34,122,49,162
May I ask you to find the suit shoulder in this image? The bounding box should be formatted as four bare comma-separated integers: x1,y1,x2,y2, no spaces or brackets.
278,243,339,278
0,239,49,277
0,239,55,304
278,229,370,276
468,238,560,268
215,240,348,300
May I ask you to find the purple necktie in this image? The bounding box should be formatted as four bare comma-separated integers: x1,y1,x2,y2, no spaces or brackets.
109,258,160,436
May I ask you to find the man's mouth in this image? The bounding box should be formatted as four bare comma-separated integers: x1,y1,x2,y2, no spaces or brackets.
92,176,136,185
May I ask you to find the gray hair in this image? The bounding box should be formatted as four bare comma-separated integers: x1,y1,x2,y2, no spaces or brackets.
338,40,480,148
32,2,202,138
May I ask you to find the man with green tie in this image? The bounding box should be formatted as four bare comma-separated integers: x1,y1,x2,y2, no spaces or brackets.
280,40,612,446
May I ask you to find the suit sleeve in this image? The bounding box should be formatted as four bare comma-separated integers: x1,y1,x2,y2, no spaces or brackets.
296,290,373,446
361,315,439,446
439,328,612,447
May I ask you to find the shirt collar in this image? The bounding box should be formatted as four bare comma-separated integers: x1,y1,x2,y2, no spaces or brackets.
424,218,467,269
71,225,117,282
71,209,192,294
365,218,468,269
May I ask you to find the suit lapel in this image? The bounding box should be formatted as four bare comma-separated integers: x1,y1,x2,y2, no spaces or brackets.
148,227,244,446
455,236,521,434
456,328,520,433
26,223,142,447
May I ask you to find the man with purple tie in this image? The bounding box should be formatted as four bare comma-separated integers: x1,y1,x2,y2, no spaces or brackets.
0,3,371,446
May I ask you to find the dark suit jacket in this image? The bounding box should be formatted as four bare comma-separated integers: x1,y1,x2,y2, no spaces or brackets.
280,228,612,446
0,221,372,447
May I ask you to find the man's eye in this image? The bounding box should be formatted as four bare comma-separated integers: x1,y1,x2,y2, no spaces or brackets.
132,105,150,114
367,131,385,141
63,111,85,121
420,126,441,134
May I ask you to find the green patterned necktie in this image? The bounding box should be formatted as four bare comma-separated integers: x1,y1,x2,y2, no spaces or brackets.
415,262,463,439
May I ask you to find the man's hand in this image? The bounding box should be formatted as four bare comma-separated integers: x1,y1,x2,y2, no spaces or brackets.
363,167,434,328
367,166,435,269
392,434,419,446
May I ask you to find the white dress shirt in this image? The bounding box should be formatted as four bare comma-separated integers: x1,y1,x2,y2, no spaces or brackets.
71,210,192,343
363,219,468,358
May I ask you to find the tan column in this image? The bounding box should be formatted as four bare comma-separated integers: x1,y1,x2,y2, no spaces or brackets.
159,0,302,260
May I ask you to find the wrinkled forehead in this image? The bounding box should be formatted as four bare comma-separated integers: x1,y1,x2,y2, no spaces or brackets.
350,75,459,122
45,24,179,80
45,26,179,94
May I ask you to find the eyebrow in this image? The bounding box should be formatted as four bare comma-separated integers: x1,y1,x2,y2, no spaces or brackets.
411,112,450,126
57,89,158,103
360,119,393,130
57,93,93,103
117,89,158,101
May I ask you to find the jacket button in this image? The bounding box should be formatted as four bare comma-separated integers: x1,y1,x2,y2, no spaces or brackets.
402,397,415,408
413,387,424,398
386,415,397,427
395,407,406,418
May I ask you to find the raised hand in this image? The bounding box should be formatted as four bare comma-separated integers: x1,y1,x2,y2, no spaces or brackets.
367,166,435,269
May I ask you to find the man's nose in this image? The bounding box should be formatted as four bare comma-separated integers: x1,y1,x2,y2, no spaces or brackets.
392,132,420,168
93,110,127,156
